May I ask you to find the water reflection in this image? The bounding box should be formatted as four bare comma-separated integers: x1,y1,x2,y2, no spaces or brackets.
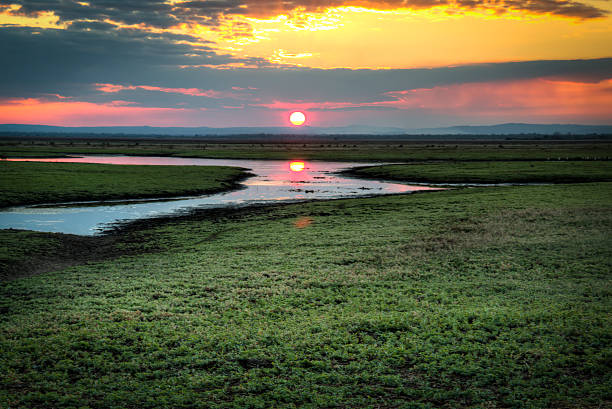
0,156,440,235
289,161,305,172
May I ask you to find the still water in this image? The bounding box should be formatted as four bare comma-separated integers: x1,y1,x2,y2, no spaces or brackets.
0,156,439,235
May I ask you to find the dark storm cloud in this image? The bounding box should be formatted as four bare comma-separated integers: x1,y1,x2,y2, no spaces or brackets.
0,26,265,99
1,0,179,28
1,0,607,28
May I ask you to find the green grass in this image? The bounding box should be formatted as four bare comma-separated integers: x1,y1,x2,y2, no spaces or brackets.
1,183,611,408
0,230,63,279
0,162,251,207
345,161,612,184
2,140,612,161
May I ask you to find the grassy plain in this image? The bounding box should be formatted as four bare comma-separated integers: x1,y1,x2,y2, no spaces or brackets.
1,139,612,161
0,162,250,208
1,186,611,407
1,142,611,408
345,161,612,184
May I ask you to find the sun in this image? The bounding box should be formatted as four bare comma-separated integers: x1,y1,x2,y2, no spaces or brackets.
289,111,306,126
289,161,305,172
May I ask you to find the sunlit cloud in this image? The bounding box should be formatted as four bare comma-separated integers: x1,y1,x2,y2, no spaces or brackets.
174,4,612,69
2,1,610,70
0,5,65,28
0,97,284,127
0,98,212,126
381,78,612,115
268,49,316,65
95,83,248,99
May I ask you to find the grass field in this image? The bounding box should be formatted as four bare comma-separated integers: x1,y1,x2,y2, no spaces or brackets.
345,161,612,184
1,184,611,407
0,162,251,208
2,139,612,161
1,143,611,408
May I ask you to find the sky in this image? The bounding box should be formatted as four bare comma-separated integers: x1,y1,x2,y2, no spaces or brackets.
1,0,611,128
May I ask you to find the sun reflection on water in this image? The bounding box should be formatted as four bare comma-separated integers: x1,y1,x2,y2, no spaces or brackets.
289,161,305,172
0,156,443,235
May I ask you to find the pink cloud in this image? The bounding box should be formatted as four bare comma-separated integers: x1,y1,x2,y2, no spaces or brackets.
95,83,245,99
0,98,202,126
257,78,612,123
0,98,286,127
381,78,612,118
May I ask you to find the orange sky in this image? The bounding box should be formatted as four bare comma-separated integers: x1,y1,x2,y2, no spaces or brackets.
3,1,611,69
186,5,612,69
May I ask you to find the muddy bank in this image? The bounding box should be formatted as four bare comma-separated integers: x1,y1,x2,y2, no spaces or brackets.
1,187,445,281
1,230,122,281
1,199,326,280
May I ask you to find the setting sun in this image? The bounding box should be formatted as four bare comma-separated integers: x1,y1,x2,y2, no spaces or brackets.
289,111,306,126
289,161,305,172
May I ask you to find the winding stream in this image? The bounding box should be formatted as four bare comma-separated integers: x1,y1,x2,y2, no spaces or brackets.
0,156,439,235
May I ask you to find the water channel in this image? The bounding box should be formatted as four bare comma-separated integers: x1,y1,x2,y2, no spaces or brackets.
0,156,440,235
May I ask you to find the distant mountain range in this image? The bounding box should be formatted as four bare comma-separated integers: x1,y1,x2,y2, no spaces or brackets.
1,123,611,137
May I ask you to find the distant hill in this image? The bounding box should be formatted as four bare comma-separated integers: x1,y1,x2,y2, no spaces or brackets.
0,123,611,137
410,123,612,135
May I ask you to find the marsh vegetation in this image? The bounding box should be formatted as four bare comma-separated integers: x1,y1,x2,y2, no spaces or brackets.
2,139,611,162
1,140,611,408
0,162,250,208
345,160,612,184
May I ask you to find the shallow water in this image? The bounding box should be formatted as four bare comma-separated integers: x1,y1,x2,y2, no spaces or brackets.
0,156,439,235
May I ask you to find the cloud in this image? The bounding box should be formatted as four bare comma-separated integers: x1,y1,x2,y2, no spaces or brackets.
1,0,178,28
1,12,611,126
0,24,610,110
0,97,202,126
2,0,607,77
1,1,609,127
0,25,268,100
380,78,612,115
3,77,611,126
1,0,606,31
251,77,612,120
0,24,610,126
95,83,247,99
501,0,607,19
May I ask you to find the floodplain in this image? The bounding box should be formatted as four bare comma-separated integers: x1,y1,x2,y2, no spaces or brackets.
1,139,611,408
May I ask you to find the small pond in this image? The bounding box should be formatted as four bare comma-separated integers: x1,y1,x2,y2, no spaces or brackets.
0,156,439,235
